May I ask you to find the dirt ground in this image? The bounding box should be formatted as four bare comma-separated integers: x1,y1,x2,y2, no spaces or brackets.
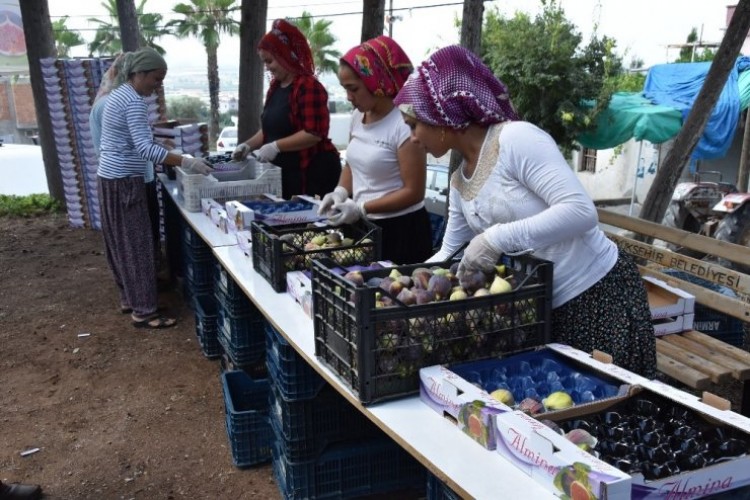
0,213,279,499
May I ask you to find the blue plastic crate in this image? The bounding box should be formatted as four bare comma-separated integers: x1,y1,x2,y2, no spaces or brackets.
221,371,273,468
266,324,326,401
183,252,216,290
181,223,212,260
272,437,426,500
216,305,267,364
193,294,222,359
214,264,255,317
268,381,381,461
426,472,461,500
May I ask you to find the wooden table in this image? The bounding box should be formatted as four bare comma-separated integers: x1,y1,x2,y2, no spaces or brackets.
656,330,750,415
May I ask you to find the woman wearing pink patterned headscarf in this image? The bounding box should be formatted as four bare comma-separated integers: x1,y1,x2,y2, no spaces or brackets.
394,45,656,379
317,36,432,264
233,19,340,199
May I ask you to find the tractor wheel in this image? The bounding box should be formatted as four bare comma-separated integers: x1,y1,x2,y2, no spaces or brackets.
661,200,706,259
714,203,750,274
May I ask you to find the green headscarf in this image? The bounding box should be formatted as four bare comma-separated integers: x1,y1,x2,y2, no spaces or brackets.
124,47,167,76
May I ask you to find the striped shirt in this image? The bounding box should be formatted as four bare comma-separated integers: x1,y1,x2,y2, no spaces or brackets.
98,83,168,179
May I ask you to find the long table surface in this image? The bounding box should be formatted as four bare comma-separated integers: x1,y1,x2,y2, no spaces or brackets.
161,177,556,499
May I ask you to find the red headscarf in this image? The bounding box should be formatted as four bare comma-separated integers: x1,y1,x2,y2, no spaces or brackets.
258,19,315,77
341,36,413,97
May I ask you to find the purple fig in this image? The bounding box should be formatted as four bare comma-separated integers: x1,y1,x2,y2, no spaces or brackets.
396,287,416,305
565,428,598,451
427,274,452,300
411,268,432,289
389,280,404,296
343,270,364,286
459,270,488,295
449,261,460,275
397,275,413,288
379,276,394,293
517,397,544,415
413,289,435,305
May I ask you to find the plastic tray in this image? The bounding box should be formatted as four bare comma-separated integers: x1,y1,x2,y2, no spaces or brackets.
176,159,282,212
312,253,553,404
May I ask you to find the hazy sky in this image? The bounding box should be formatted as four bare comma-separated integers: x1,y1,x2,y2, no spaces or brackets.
47,0,732,72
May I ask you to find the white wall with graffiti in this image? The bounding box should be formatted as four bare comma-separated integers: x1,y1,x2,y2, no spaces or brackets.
572,138,661,204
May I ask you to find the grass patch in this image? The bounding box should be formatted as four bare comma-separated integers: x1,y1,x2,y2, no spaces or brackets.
0,194,63,217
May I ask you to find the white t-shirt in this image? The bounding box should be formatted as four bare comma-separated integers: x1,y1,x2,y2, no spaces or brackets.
432,121,618,308
345,107,424,220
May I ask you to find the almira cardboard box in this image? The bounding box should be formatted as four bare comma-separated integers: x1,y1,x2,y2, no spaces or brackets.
643,275,695,319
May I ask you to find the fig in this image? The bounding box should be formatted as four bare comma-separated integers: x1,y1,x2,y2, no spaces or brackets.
311,235,327,246
542,391,574,411
397,275,413,288
341,237,354,246
565,429,598,452
366,276,383,288
449,261,460,275
449,289,468,301
389,280,404,296
431,267,450,277
517,397,544,415
411,269,432,289
379,276,394,293
427,274,452,300
459,271,488,295
490,388,515,406
472,288,490,298
326,232,342,244
396,287,416,305
489,275,512,294
343,270,364,286
413,289,435,305
388,268,402,279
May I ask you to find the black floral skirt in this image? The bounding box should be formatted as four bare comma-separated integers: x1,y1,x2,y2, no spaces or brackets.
552,251,657,379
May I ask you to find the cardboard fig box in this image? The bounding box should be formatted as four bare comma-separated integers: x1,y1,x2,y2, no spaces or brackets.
643,275,695,319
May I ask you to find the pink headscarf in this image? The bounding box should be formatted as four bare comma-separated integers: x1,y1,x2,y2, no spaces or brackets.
394,45,519,130
341,36,413,97
258,19,315,77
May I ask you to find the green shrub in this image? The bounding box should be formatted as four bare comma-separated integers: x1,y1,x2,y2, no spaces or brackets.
0,194,63,217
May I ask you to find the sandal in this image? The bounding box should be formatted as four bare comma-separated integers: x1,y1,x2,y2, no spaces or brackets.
132,314,177,329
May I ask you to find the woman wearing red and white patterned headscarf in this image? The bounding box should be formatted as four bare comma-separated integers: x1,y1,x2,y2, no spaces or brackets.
394,45,657,379
317,36,433,265
232,19,340,199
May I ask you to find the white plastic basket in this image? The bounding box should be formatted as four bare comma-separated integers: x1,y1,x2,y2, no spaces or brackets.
176,158,282,212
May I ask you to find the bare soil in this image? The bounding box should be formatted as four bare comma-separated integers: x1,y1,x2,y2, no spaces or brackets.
0,213,279,499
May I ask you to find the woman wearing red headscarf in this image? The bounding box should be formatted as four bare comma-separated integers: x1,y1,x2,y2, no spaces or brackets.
233,19,341,199
317,36,432,265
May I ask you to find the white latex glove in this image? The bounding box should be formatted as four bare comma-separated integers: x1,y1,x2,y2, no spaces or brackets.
457,233,501,277
232,143,251,161
317,186,349,216
253,141,280,162
328,198,366,226
181,156,214,175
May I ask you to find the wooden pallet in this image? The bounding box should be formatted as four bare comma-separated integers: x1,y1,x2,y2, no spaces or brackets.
656,330,750,415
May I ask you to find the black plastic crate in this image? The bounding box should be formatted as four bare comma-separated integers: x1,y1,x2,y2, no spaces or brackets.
312,254,553,404
193,294,222,359
266,324,326,401
250,219,382,292
272,437,426,500
426,472,461,500
221,371,273,468
268,381,381,461
183,251,216,291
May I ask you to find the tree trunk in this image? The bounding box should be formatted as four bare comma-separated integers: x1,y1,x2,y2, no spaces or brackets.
116,0,141,52
237,0,266,142
446,0,485,216
639,0,750,226
19,0,62,204
361,0,385,42
206,44,221,151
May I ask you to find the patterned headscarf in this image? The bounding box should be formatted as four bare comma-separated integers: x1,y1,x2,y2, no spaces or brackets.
341,36,413,97
394,45,519,130
258,19,315,76
94,52,132,103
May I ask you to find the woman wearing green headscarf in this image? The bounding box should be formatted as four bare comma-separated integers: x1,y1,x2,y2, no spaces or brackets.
97,47,210,330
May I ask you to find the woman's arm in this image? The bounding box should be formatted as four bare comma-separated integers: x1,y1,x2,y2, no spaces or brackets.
428,186,475,262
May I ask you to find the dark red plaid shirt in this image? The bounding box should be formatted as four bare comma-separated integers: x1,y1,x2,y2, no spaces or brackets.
263,74,337,176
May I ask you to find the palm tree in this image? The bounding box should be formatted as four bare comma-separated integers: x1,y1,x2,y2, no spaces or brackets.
87,0,171,55
294,11,341,75
51,16,85,58
168,0,239,147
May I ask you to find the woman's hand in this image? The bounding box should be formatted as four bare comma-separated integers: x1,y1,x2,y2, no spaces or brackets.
253,141,280,162
181,156,214,175
328,199,366,226
318,186,349,216
232,143,251,161
457,233,500,277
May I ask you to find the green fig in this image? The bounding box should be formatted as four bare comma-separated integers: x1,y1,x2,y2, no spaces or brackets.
449,289,468,301
489,275,512,294
542,391,574,411
490,388,515,406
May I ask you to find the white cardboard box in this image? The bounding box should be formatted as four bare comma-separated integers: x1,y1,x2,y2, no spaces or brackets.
652,313,694,336
643,275,695,319
285,270,313,318
235,231,251,257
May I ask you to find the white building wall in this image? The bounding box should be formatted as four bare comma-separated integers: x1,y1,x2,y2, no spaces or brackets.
573,139,661,203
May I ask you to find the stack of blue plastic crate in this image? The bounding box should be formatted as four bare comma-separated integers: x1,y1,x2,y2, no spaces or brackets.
221,370,274,467
266,324,426,499
426,472,461,500
181,223,215,307
192,294,222,359
215,264,267,373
